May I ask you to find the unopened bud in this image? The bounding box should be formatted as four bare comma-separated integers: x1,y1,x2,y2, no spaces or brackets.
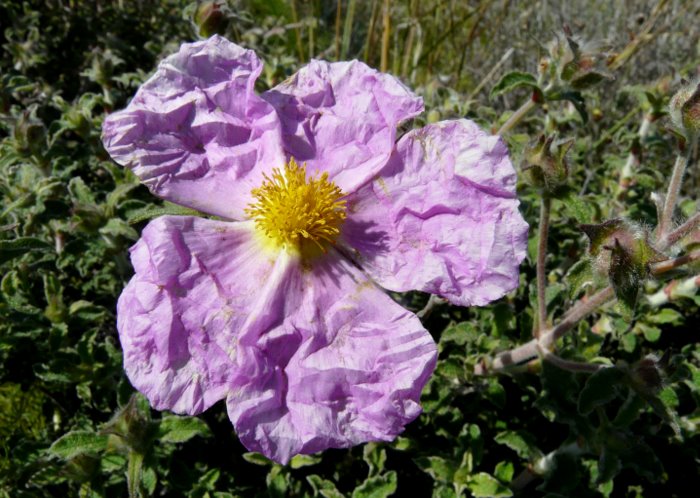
580,219,664,309
547,31,614,88
195,1,229,38
669,77,700,139
629,354,666,395
522,134,573,193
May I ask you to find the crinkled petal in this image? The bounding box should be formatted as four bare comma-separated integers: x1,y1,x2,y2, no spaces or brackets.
341,119,528,306
227,251,437,464
262,60,423,194
117,216,285,414
102,35,284,219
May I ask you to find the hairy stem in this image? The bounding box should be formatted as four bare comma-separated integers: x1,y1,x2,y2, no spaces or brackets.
539,286,615,350
475,248,700,375
650,249,700,275
474,286,615,374
657,147,693,242
535,197,551,337
417,294,447,320
497,97,536,136
617,111,653,198
660,212,700,248
537,344,608,373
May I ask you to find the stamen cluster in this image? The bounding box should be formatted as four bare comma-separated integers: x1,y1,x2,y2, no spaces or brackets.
246,158,347,251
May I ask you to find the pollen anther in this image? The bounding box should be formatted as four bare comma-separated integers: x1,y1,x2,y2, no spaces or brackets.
246,158,347,252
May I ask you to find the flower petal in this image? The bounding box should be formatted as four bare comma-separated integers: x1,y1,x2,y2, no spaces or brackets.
102,36,284,219
118,216,285,414
263,60,423,194
342,119,528,306
227,251,437,464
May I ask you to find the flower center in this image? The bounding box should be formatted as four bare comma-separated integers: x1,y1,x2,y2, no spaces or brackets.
246,158,347,253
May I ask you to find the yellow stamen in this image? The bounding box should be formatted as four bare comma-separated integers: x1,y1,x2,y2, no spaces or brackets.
245,158,347,254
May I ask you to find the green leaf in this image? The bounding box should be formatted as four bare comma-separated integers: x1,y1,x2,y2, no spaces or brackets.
106,183,140,211
637,323,661,342
467,473,513,498
647,308,683,325
242,452,273,466
614,435,664,482
440,321,476,347
564,259,594,299
266,465,288,497
157,415,210,443
49,431,108,460
491,71,543,99
289,454,321,469
494,461,514,483
494,431,543,461
69,300,108,321
307,475,345,498
577,367,625,414
570,70,615,90
546,89,588,123
414,456,456,483
68,177,96,205
597,447,622,483
613,393,645,428
99,218,138,241
198,468,221,488
352,471,397,498
558,191,596,224
127,204,204,224
363,442,387,476
142,465,157,495
0,237,52,264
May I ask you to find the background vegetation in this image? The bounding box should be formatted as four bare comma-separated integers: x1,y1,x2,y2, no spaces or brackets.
1,0,699,496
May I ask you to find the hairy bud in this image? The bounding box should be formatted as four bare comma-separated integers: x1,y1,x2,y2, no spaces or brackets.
194,1,229,38
580,219,664,309
669,77,700,139
545,31,614,89
630,355,665,395
522,134,574,193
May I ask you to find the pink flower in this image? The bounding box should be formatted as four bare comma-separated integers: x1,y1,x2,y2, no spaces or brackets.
102,36,528,463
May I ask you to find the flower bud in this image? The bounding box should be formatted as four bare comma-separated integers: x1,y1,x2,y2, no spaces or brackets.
580,219,664,309
669,77,700,138
546,32,614,89
102,394,154,454
194,1,229,38
629,355,665,395
521,134,573,193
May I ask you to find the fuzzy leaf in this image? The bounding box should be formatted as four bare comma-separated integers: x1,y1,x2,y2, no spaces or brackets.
578,367,625,414
0,237,52,264
352,471,397,498
157,415,210,443
491,71,543,99
126,204,204,224
414,456,456,483
494,431,543,461
546,89,588,123
467,473,513,498
307,475,345,498
49,431,108,460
